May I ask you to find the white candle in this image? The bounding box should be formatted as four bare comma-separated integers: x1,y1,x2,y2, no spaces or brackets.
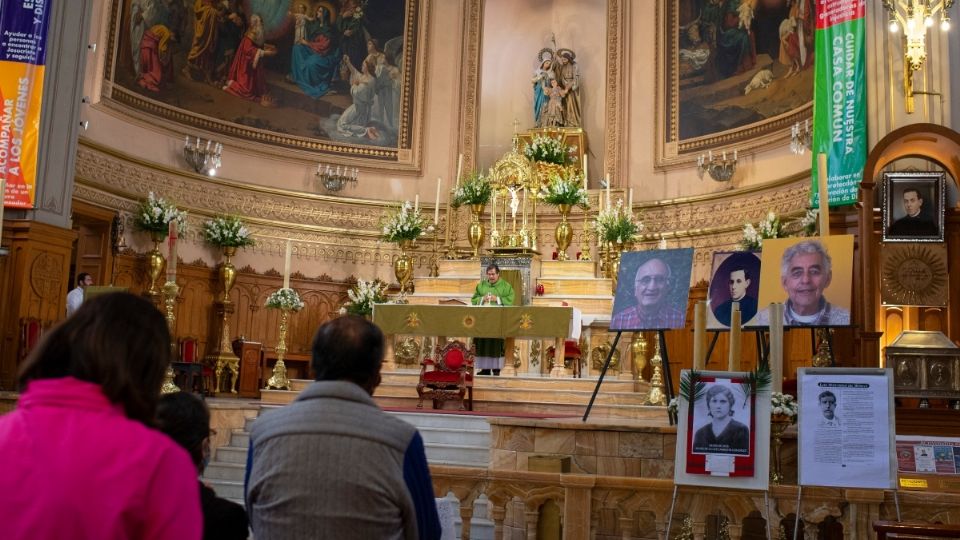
184,135,189,147
166,221,178,282
455,153,464,189
693,301,706,370
414,195,419,213
605,173,611,207
628,188,633,210
283,239,292,289
728,302,741,372
770,303,784,392
582,154,588,189
733,149,738,161
434,177,441,225
491,192,496,231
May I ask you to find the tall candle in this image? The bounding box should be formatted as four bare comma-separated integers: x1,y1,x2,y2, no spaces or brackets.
605,173,611,208
693,301,706,370
628,188,633,210
283,239,292,289
434,177,441,225
455,153,464,189
817,153,830,236
582,154,588,189
166,221,178,282
491,191,496,232
522,189,527,229
414,195,419,213
769,303,784,392
727,302,741,372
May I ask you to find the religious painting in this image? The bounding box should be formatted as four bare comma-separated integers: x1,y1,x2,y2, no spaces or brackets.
882,172,945,243
658,0,815,163
707,251,762,330
104,0,423,163
754,235,854,328
610,248,693,332
674,369,770,490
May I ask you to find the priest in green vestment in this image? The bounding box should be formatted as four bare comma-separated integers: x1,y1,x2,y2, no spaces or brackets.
471,263,515,375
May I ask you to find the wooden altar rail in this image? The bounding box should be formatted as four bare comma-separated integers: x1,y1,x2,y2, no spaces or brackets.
429,465,960,539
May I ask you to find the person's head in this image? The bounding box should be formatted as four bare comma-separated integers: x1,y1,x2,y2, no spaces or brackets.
540,59,552,70
367,38,380,53
156,392,211,473
296,3,307,14
705,384,735,420
76,272,93,289
633,258,671,311
780,241,833,316
728,267,751,301
362,57,376,75
818,390,837,419
249,13,264,42
19,293,171,425
550,78,559,88
559,51,572,65
902,188,923,218
311,315,384,395
485,263,501,284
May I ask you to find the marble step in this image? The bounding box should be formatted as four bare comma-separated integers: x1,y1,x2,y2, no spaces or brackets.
230,429,250,448
205,461,247,481
414,277,478,295
438,260,482,278
535,277,612,296
206,479,245,501
424,443,488,466
419,427,490,447
216,446,250,465
540,260,597,278
390,411,492,431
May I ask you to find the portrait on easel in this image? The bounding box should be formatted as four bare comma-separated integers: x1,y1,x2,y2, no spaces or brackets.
609,248,694,331
707,251,762,330
882,172,944,242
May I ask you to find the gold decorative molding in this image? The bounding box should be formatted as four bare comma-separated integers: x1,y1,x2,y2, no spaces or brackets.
604,0,627,183
457,0,484,174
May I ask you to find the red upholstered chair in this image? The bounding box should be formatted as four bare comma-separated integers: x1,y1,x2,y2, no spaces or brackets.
546,340,583,377
417,340,475,411
172,337,212,396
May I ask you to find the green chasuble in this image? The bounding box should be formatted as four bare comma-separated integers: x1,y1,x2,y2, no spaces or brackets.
471,278,515,358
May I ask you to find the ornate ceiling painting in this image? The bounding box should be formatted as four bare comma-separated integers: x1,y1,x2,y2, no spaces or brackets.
658,0,814,165
103,0,426,166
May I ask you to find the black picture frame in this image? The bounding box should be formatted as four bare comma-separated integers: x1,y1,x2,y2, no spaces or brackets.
882,172,945,243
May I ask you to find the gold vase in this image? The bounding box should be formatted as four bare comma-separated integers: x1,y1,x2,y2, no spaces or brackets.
468,203,486,258
394,239,414,300
146,231,166,295
266,308,292,390
554,204,573,261
770,416,793,484
632,332,648,383
219,246,237,303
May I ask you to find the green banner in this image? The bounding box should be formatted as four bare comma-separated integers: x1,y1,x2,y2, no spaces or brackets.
811,0,867,208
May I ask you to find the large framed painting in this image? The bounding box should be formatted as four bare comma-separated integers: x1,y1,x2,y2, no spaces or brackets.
656,0,815,165
103,0,426,166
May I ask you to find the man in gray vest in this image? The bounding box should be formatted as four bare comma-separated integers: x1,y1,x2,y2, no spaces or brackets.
246,316,441,539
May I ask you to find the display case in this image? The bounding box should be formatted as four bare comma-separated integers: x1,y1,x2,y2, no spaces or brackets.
886,331,960,408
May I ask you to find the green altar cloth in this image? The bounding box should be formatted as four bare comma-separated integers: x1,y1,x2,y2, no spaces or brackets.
372,304,572,339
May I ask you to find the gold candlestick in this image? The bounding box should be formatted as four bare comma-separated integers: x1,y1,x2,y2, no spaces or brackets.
266,308,292,390
645,338,667,406
579,210,592,261
429,225,440,277
160,280,181,394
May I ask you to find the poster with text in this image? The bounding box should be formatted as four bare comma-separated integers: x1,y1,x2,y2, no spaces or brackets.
798,368,896,489
674,370,770,491
0,0,51,208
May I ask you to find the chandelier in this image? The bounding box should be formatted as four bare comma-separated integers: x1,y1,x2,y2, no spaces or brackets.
696,149,738,182
316,164,359,192
790,120,812,155
883,0,954,113
183,136,222,176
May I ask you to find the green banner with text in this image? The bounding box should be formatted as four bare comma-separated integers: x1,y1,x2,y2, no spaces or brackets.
811,0,867,207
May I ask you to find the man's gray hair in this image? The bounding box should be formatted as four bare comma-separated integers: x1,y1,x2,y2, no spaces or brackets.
780,240,832,278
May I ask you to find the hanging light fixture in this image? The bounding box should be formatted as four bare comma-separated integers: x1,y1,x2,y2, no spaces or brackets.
883,0,955,113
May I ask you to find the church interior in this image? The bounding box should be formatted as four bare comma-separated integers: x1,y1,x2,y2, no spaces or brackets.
2,0,960,538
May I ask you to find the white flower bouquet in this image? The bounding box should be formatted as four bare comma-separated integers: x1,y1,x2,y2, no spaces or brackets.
452,172,493,207
523,134,574,165
595,199,643,244
341,278,387,316
540,170,588,208
202,215,255,248
799,207,818,236
771,392,799,423
134,192,187,236
381,201,427,242
265,287,305,312
740,211,784,250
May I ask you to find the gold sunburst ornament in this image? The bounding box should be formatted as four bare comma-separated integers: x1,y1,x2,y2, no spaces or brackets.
404,311,421,329
880,244,948,306
519,313,534,330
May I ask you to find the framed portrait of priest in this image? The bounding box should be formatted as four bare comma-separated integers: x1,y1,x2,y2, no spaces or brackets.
707,251,762,329
882,172,945,243
609,248,694,331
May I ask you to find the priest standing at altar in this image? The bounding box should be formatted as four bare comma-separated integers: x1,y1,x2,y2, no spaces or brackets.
471,264,515,376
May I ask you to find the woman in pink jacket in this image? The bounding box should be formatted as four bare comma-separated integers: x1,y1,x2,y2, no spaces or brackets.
0,293,202,540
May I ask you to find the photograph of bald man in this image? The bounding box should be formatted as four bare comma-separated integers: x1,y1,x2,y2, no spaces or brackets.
610,249,694,331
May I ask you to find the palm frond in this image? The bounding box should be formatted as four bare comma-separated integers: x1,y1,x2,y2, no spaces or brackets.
740,362,772,398
679,370,705,404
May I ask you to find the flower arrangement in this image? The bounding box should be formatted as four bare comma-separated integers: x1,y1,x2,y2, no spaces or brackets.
595,199,643,244
134,192,187,236
202,215,255,248
771,391,799,423
799,208,818,236
540,170,589,208
522,134,573,165
340,278,388,317
381,201,427,242
265,287,305,311
740,211,785,250
452,172,493,207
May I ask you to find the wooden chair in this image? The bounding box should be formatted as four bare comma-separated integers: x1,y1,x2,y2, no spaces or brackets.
171,337,211,396
417,340,475,411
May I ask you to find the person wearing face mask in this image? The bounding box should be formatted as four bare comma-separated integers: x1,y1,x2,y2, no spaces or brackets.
611,257,686,330
157,392,249,540
692,384,750,455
